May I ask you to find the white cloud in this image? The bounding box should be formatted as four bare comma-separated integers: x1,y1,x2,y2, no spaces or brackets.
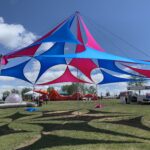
91,73,103,83
0,76,15,81
0,16,37,49
35,42,54,55
0,17,4,23
98,82,127,96
24,58,41,83
37,65,67,84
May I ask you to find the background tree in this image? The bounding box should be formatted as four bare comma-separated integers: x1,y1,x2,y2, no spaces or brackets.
106,91,110,97
11,89,19,94
21,88,32,100
2,91,10,100
127,76,147,94
47,86,54,93
128,76,146,87
61,83,78,95
61,83,96,95
87,86,96,94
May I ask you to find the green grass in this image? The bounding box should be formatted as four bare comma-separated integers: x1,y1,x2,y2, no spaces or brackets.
0,99,150,150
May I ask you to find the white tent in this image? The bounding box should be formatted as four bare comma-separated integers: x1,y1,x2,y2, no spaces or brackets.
24,91,41,97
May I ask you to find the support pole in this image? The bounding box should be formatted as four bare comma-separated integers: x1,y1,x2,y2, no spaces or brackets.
32,83,36,105
97,84,101,104
0,55,2,98
95,84,98,100
95,84,100,107
0,54,2,76
76,68,80,116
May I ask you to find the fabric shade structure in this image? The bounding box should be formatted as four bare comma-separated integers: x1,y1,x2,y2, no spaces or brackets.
34,14,76,81
0,14,76,65
69,58,97,81
1,56,8,65
35,42,66,82
123,64,150,78
38,15,79,44
98,60,140,76
40,46,150,65
37,66,91,86
69,16,98,81
0,12,149,86
1,45,40,65
99,69,134,84
79,16,105,51
34,15,71,43
0,60,31,83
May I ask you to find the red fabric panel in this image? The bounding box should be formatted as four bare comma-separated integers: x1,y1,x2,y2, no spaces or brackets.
1,56,8,65
69,17,97,81
69,59,97,81
38,67,90,85
76,17,85,52
4,16,70,61
6,45,40,59
124,64,150,77
79,16,105,52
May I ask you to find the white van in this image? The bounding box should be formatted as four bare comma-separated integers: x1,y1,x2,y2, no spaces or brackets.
120,86,150,104
137,94,150,104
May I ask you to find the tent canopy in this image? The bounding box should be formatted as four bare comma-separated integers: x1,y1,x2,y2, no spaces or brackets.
0,12,149,85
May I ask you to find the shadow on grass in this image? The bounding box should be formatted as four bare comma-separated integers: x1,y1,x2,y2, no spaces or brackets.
104,116,150,132
1,110,149,150
7,112,31,121
41,110,75,118
50,114,130,122
17,133,141,150
0,124,27,136
34,121,150,141
87,109,131,115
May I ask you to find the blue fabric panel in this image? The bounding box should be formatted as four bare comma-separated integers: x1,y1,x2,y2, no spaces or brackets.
99,69,132,84
39,16,79,44
98,60,138,76
35,43,66,81
1,60,31,83
41,46,150,65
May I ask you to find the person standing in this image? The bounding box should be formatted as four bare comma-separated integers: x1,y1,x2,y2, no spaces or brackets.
45,95,49,104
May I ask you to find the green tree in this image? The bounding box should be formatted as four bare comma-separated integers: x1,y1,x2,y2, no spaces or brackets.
21,88,32,99
106,91,110,97
11,89,19,94
2,91,10,100
127,76,147,94
128,76,146,87
87,86,96,94
47,86,54,93
61,83,78,95
61,83,96,95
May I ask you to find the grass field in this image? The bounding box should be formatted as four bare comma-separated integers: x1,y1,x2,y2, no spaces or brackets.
0,99,150,150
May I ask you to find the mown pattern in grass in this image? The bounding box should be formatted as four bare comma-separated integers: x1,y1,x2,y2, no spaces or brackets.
0,100,150,150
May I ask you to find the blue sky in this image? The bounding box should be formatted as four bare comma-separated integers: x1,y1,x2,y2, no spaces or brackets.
1,0,150,57
0,0,150,97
